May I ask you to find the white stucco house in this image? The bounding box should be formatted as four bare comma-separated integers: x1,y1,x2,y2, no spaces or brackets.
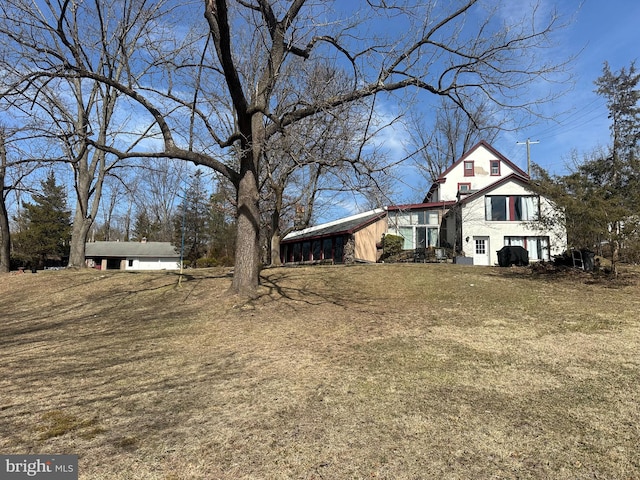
401,140,564,265
280,141,566,266
450,172,566,265
85,241,180,271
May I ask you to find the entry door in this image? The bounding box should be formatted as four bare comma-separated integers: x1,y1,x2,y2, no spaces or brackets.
473,236,490,266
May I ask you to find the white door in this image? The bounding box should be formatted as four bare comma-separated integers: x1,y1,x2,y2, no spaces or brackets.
473,236,490,266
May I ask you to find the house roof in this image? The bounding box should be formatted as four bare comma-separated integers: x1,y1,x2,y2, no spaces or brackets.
387,201,456,211
282,208,387,243
456,173,531,205
85,241,179,258
436,140,529,182
423,140,530,203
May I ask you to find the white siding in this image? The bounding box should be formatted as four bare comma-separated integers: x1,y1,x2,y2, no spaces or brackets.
459,182,565,265
125,257,180,270
437,144,525,201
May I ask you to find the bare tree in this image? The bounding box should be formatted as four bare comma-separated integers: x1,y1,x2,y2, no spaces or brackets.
0,0,172,268
0,0,571,295
0,129,13,272
262,63,395,265
0,127,51,272
409,98,502,190
129,158,189,242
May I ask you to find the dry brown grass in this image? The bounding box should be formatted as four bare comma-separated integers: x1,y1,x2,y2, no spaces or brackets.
1,264,639,479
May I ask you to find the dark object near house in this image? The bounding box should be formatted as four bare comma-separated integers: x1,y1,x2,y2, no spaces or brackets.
454,256,473,265
554,249,596,271
572,249,595,271
497,246,529,267
413,248,426,263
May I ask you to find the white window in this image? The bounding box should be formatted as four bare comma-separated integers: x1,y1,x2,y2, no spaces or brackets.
391,210,440,249
475,239,486,255
504,237,525,247
399,226,414,249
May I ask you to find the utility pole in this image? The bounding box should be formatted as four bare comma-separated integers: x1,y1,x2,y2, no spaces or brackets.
516,138,539,177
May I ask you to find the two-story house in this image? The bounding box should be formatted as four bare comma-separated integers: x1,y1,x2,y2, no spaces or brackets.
425,140,566,265
280,141,566,265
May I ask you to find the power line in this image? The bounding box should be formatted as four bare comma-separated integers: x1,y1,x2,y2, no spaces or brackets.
531,98,606,141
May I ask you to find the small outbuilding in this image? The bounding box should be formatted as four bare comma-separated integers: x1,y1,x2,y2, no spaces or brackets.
280,208,388,264
85,241,180,271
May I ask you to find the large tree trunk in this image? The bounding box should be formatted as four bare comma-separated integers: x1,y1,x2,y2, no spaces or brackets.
231,162,261,296
270,228,282,267
0,136,9,273
230,108,266,295
0,193,10,273
269,186,284,267
67,162,99,268
68,210,92,268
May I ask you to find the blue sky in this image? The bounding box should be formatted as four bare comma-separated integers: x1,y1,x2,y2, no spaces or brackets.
490,0,640,176
5,1,638,224
304,1,640,217
362,0,640,210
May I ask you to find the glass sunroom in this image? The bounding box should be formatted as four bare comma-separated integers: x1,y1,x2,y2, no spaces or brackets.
386,204,452,249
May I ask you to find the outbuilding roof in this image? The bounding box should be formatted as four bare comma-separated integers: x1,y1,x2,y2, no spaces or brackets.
85,241,179,258
282,208,387,243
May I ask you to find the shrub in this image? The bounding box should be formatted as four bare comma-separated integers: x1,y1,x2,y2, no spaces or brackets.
380,234,403,261
195,257,217,268
194,256,235,268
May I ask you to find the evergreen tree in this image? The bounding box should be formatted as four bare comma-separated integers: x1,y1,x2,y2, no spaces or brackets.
174,171,209,267
595,62,640,171
533,62,640,272
12,171,71,268
592,62,640,269
131,210,160,242
206,189,236,265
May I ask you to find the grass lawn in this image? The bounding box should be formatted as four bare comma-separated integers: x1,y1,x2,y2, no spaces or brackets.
1,263,639,479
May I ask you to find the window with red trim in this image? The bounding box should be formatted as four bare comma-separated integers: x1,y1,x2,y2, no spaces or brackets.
485,195,539,221
464,160,474,176
490,160,500,176
458,182,471,192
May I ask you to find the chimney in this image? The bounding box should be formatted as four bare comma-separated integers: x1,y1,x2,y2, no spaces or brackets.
294,205,305,229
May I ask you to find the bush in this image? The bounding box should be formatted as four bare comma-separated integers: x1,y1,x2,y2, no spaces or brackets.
195,257,217,268
380,234,403,261
621,242,640,264
194,256,235,268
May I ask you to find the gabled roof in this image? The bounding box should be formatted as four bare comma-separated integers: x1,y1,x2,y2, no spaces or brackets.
423,140,529,203
85,241,179,258
436,140,529,181
282,208,386,243
456,173,531,205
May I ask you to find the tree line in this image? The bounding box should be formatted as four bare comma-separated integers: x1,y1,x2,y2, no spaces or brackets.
4,162,237,270
532,62,640,275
